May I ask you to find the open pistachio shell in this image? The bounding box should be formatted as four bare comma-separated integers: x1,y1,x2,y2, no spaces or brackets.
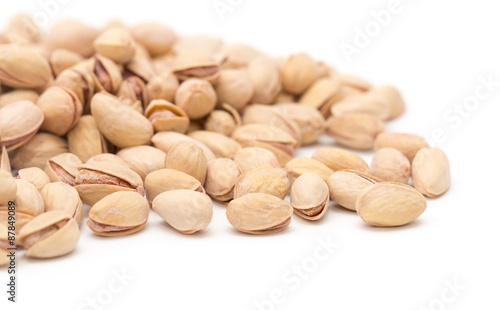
0,101,44,151
290,173,330,220
41,182,84,226
145,99,189,133
145,168,205,203
45,153,83,186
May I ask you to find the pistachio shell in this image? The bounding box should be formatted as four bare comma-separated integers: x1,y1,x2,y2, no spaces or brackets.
284,157,334,184
214,69,254,110
117,146,166,180
205,158,242,202
330,94,391,121
17,167,50,192
411,147,451,198
0,46,52,88
247,56,281,104
45,153,83,186
221,44,260,69
172,35,223,58
15,179,44,215
41,182,84,225
9,133,68,170
0,100,44,151
90,55,123,93
273,103,325,145
188,130,241,159
0,170,16,206
130,23,176,56
67,115,108,163
145,99,189,133
233,147,280,174
290,173,330,220
152,131,216,162
374,133,428,161
94,27,136,64
54,67,95,113
326,114,385,150
234,167,290,200
205,110,237,137
49,48,84,77
146,71,179,103
326,170,382,211
299,77,342,117
86,153,128,167
165,141,207,185
370,148,410,184
312,148,369,173
117,76,149,110
339,74,372,92
175,78,217,120
0,146,10,173
0,208,35,245
0,89,39,109
145,168,205,203
280,53,317,95
173,50,221,82
46,20,100,57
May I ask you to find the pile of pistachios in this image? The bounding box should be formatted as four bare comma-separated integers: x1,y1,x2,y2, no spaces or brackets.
0,14,450,262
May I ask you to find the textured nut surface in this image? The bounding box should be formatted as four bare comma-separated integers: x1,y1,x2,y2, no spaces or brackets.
0,100,44,151
165,140,207,184
411,147,451,198
145,168,204,203
247,56,281,104
117,146,166,180
233,147,280,174
374,133,427,161
145,99,189,133
285,157,334,184
215,69,253,110
370,148,410,184
41,182,84,225
205,158,241,202
327,170,382,211
312,148,369,173
326,114,385,150
93,27,136,64
290,173,330,220
37,86,82,136
234,167,290,199
152,131,216,162
273,103,325,145
280,53,317,95
175,78,217,120
299,77,342,116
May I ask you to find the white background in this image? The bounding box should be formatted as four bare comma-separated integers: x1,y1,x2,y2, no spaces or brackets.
1,0,500,309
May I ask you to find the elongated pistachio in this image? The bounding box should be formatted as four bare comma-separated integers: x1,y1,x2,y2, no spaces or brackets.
45,153,83,186
41,182,84,225
411,147,451,198
145,168,205,203
234,166,290,200
312,148,369,173
17,167,50,192
0,101,44,151
188,130,241,159
67,115,108,163
326,114,385,150
37,86,83,136
94,27,136,64
165,141,207,185
284,157,334,184
205,158,242,202
117,146,166,180
374,132,428,162
326,170,382,211
10,133,68,170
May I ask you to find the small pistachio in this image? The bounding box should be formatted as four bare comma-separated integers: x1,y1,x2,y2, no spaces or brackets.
247,56,281,104
17,167,50,192
0,170,16,206
214,69,254,110
145,99,189,133
117,146,166,180
67,115,108,163
290,173,330,220
175,78,217,120
273,103,325,145
0,89,39,109
221,43,260,69
188,130,241,159
10,133,68,170
370,148,410,184
15,179,45,216
234,167,290,200
117,76,149,110
284,157,334,184
41,182,84,226
326,114,385,150
326,170,382,211
205,110,238,137
0,46,52,88
312,148,369,173
55,67,95,114
37,86,83,136
299,77,342,117
165,141,207,185
374,132,428,162
173,50,221,83
233,147,280,174
89,55,123,93
280,53,317,95
205,158,242,202
94,28,136,64
146,71,179,103
0,100,44,151
152,131,216,162
145,168,204,203
130,22,176,56
49,48,84,77
46,20,100,57
45,153,83,186
411,147,451,198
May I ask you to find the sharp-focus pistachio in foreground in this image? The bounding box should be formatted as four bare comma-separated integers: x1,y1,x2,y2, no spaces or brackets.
312,148,369,173
145,168,204,203
370,148,410,184
205,158,241,202
411,147,451,198
290,173,330,220
234,166,290,200
327,170,382,211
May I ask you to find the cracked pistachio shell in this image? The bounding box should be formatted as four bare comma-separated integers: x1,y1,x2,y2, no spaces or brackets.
55,67,95,113
284,157,334,184
145,168,204,203
0,170,16,206
374,133,428,162
188,130,241,159
0,100,44,151
41,182,83,226
326,170,382,211
3,14,40,44
0,46,52,88
280,53,318,95
232,124,295,167
67,115,108,163
117,76,149,110
46,20,100,57
290,173,330,221
312,148,369,173
175,78,217,120
247,56,281,104
49,49,84,77
86,154,128,167
165,141,207,185
205,103,242,137
0,89,39,109
15,179,45,216
117,146,166,180
45,153,83,186
326,114,385,150
356,182,427,227
153,189,212,234
37,86,83,136
130,22,176,56
10,133,68,170
1,146,10,173
370,148,410,184
17,167,50,192
125,53,156,83
74,161,144,206
205,158,241,202
227,193,293,235
87,191,149,237
233,147,280,174
411,147,451,198
146,71,179,103
145,99,189,133
273,103,325,145
234,167,290,200
299,77,342,117
94,28,136,64
152,131,216,162
215,69,254,110
220,44,260,69
89,55,123,93
173,50,221,83
91,92,154,148
18,211,79,258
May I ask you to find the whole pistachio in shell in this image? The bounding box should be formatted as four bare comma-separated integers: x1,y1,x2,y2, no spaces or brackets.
188,130,241,159
312,148,369,173
280,53,318,95
45,153,83,186
233,147,280,174
284,157,334,184
3,13,40,44
273,103,325,145
49,49,84,77
234,166,290,200
15,179,45,216
146,71,179,103
37,86,83,136
290,173,330,220
0,89,39,109
374,132,428,162
145,168,204,203
165,141,207,185
117,76,149,109
226,193,293,235
247,56,281,104
94,27,136,64
86,153,128,167
41,182,84,226
205,158,242,202
204,103,242,137
55,67,95,114
153,189,213,234
214,69,254,110
117,146,166,180
173,50,221,83
152,131,216,162
89,55,123,93
299,77,342,117
145,99,189,133
370,148,410,184
326,170,382,211
45,20,100,57
67,115,108,163
175,78,217,120
326,114,385,150
130,22,176,57
0,46,52,88
9,133,68,170
0,100,44,151
17,167,50,192
330,94,391,121
18,211,79,258
220,43,260,69
411,147,451,198
0,170,17,206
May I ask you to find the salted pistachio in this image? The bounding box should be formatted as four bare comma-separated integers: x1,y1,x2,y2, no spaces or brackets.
234,166,290,200
45,20,100,57
67,115,108,163
175,78,217,120
86,153,128,167
89,55,123,93
214,69,254,110
17,167,50,192
205,158,241,202
370,148,410,184
1,146,10,173
18,211,79,258
273,103,325,145
411,147,451,198
94,27,136,64
2,13,40,44
280,53,317,95
374,132,428,161
153,190,212,234
0,100,44,151
0,170,17,206
144,99,189,133
91,92,154,148
87,191,149,237
0,45,52,88
55,67,95,114
15,179,45,216
247,56,281,104
356,182,427,227
233,147,280,174
0,89,39,109
312,148,369,173
152,131,216,162
146,71,179,103
172,35,223,58
189,130,241,159
74,161,145,206
205,106,241,137
45,153,83,186
145,168,204,203
10,133,68,170
220,43,260,69
326,170,382,211
117,76,149,110
326,114,385,150
172,50,221,83
284,157,334,184
290,173,330,220
37,86,83,136
117,146,166,180
339,74,372,93
232,124,295,167
227,193,293,235
49,49,84,77
41,182,83,226
165,140,207,185
130,22,176,56
299,77,342,117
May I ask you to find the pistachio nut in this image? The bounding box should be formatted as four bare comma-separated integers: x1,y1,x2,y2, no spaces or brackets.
145,99,189,133
234,166,290,200
17,167,50,192
49,48,84,77
145,168,205,203
273,91,297,104
280,53,317,95
299,77,342,117
152,131,216,162
41,182,84,225
130,22,176,56
89,55,123,93
411,147,451,198
152,53,176,74
152,190,213,234
0,46,52,88
124,53,155,83
0,170,16,206
146,71,179,103
273,103,325,145
226,193,293,235
45,153,83,186
339,74,372,92
3,13,40,44
374,132,428,162
370,148,410,184
37,86,83,136
367,85,405,120
15,179,45,216
117,76,149,110
91,92,154,148
67,115,108,163
172,50,220,83
326,114,385,150
94,27,136,64
312,148,369,173
117,146,166,180
205,158,241,202
330,94,392,121
0,89,39,109
356,182,427,227
165,140,207,185
233,147,280,174
87,191,149,237
247,56,281,104
326,170,382,211
175,78,217,120
290,173,330,220
204,109,238,137
0,207,35,245
1,146,10,173
172,35,223,57
45,20,100,57
284,157,334,184
18,211,79,258
55,67,95,114
188,130,241,159
214,69,254,110
9,133,68,170
0,100,44,151
220,43,260,69
86,153,128,167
